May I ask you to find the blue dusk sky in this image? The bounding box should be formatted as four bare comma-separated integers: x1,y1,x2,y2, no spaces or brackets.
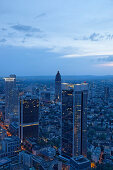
0,0,113,76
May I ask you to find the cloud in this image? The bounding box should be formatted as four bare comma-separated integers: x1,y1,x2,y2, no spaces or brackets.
25,34,32,37
61,54,83,58
35,13,46,18
89,33,102,41
74,33,113,42
25,33,45,39
0,38,6,43
95,55,113,68
83,33,113,41
1,28,7,31
97,55,113,62
62,51,113,58
11,24,41,33
97,62,113,67
8,32,15,37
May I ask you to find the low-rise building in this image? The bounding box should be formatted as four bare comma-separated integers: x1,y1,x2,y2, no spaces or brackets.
70,156,91,170
0,136,21,158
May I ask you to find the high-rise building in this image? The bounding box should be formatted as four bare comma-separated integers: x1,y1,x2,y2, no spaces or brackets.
9,74,16,80
73,83,88,157
40,91,51,103
55,71,61,102
4,74,18,125
104,86,109,103
62,83,88,158
19,94,39,142
70,155,91,170
62,87,73,158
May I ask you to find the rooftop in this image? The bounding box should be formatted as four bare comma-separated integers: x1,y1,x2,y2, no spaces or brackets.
0,157,11,166
4,77,15,81
3,136,20,142
71,155,90,164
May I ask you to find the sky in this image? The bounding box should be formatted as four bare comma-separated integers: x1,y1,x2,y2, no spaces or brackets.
0,0,113,76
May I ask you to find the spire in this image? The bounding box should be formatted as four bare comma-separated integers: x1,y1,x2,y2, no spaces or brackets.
55,71,61,81
55,71,61,102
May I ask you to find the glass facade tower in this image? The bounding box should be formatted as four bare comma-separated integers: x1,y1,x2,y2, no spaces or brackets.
4,74,18,125
62,88,73,158
55,71,61,102
62,83,88,158
19,94,39,142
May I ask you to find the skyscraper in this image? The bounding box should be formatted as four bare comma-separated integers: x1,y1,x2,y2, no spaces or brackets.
104,86,109,104
55,71,61,102
62,87,73,158
19,94,39,142
4,74,18,125
73,83,88,157
62,83,88,158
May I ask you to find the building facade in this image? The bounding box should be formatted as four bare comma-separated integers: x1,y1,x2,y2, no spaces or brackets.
70,155,91,170
104,86,109,103
62,83,88,158
1,136,20,158
62,88,73,158
4,74,18,125
19,94,39,142
55,71,61,102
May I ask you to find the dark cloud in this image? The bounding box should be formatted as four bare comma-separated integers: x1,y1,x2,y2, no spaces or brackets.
89,33,102,41
105,34,113,40
83,33,104,41
1,28,7,31
25,33,32,37
73,37,79,40
11,24,41,33
8,32,15,37
97,55,113,62
21,39,26,43
74,33,113,41
35,13,46,19
84,33,113,41
25,33,46,39
0,39,6,43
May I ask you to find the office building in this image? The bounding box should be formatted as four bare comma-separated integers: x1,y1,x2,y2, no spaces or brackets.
19,94,39,142
4,74,18,125
104,86,109,103
0,127,7,140
0,101,5,121
70,155,91,170
9,122,19,136
62,86,73,158
55,71,61,102
73,83,88,157
0,157,11,169
0,136,20,158
62,83,88,158
40,91,51,103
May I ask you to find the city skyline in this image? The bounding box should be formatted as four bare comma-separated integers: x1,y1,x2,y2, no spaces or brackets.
0,71,113,169
0,0,113,75
0,1,113,169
